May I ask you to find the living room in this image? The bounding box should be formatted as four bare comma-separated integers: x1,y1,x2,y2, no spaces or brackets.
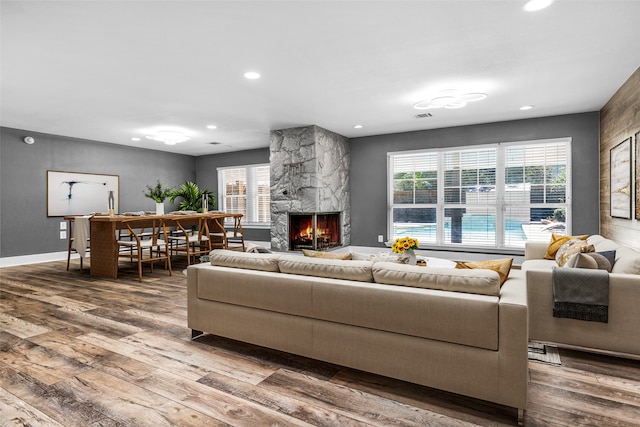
2,1,640,425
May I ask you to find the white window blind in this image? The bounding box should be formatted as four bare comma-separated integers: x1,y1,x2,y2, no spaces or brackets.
388,138,571,250
218,164,270,225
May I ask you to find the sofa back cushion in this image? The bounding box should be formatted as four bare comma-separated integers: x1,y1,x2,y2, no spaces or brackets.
209,249,282,272
586,235,640,275
612,246,640,275
372,263,501,296
278,255,374,282
587,235,620,252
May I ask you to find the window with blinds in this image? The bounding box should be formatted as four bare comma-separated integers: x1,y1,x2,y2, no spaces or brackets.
218,164,270,225
388,138,571,250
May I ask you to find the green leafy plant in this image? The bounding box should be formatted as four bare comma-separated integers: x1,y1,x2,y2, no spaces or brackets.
168,181,215,212
143,180,171,203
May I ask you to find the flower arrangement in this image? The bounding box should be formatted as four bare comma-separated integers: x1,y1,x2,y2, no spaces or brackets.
391,236,419,254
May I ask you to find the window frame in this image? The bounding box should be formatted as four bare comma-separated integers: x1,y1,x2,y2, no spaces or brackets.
387,138,572,251
217,163,271,228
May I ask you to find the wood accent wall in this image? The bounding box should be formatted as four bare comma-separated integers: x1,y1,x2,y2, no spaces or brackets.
599,67,640,248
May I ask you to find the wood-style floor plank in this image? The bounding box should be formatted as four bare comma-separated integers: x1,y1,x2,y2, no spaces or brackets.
0,386,65,427
2,258,640,426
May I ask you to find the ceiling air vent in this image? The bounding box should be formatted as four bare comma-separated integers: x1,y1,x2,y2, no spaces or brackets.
208,141,223,145
414,113,433,119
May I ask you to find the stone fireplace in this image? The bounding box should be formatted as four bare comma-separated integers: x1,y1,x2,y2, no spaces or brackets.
289,212,342,251
270,125,350,251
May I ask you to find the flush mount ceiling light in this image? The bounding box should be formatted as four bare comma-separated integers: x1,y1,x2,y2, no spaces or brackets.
520,105,535,110
353,124,364,129
146,130,190,145
206,125,217,129
413,91,488,110
244,71,261,80
523,0,554,12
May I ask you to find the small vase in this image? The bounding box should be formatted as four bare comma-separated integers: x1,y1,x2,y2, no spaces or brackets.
155,202,164,216
406,249,417,266
398,249,417,265
108,190,115,217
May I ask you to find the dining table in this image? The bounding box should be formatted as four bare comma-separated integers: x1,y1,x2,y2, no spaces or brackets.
66,211,242,279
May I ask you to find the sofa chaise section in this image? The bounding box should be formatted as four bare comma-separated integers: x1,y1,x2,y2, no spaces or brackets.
523,234,640,358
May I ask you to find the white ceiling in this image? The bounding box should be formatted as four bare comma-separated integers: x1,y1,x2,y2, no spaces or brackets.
2,0,639,156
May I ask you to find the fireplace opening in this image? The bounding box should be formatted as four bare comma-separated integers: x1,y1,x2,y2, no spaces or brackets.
289,212,341,251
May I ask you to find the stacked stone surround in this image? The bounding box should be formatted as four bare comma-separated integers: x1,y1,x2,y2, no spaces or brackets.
270,125,351,251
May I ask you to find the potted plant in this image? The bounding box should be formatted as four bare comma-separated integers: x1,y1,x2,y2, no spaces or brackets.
144,180,171,215
168,181,215,212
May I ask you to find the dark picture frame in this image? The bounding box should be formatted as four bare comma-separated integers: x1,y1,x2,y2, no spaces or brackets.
636,131,640,220
47,170,119,217
610,138,632,219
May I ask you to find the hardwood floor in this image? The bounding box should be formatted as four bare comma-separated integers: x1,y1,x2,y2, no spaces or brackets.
1,259,639,426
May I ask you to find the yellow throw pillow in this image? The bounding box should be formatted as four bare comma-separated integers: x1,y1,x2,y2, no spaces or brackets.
302,249,352,260
455,258,513,286
544,233,588,259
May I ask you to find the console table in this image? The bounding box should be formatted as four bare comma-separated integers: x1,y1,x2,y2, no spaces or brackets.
67,212,241,279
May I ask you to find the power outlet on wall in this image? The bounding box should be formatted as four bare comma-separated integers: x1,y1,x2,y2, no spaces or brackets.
378,235,384,243
60,221,67,230
60,230,67,240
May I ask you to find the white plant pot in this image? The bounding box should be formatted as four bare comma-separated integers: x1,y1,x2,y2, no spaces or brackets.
155,202,165,216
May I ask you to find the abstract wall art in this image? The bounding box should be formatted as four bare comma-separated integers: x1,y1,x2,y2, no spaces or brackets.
610,138,632,219
47,170,119,217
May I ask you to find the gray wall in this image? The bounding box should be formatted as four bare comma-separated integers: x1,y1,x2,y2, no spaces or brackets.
1,112,600,257
0,127,195,257
195,148,271,241
349,112,601,248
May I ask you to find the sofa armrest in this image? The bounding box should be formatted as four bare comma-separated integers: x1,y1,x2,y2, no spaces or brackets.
525,240,550,261
497,272,528,411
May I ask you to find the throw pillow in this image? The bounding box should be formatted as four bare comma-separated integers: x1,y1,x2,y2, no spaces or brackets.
565,252,613,272
302,249,352,260
597,250,616,268
544,233,589,259
455,257,513,286
246,246,273,254
351,252,402,263
555,239,595,267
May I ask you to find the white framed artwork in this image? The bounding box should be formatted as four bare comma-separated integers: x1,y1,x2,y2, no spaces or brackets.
47,170,119,217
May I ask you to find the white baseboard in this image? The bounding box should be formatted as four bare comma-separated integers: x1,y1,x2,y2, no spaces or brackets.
0,251,78,268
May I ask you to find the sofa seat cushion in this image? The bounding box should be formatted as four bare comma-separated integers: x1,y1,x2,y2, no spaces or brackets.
278,254,374,282
194,265,499,350
372,263,501,296
209,249,282,272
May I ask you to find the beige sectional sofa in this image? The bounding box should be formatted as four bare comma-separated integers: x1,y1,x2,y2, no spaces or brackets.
188,250,528,421
523,234,640,358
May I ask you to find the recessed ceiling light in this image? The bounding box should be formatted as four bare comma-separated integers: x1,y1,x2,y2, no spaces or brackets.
520,105,534,110
353,125,363,129
131,137,141,141
244,71,261,80
206,125,217,129
523,0,554,12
